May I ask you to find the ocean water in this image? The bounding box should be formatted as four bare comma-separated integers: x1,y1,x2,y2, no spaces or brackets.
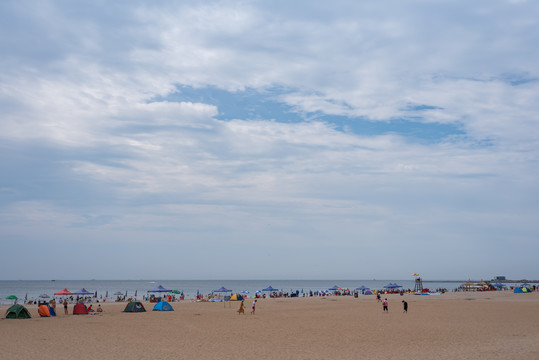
0,279,468,304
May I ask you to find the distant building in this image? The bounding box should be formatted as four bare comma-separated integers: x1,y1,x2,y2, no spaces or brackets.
494,276,506,281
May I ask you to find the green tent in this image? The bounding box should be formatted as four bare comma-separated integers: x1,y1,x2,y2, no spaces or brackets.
123,301,146,313
5,304,31,319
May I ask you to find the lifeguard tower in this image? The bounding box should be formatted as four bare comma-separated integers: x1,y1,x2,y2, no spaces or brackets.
413,273,423,292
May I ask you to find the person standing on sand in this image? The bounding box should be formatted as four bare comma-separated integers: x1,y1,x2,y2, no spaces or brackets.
382,298,388,312
402,300,408,313
64,299,69,315
251,299,256,315
237,300,245,315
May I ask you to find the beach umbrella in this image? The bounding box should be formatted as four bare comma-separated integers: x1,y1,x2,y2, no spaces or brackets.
328,285,340,291
6,295,18,304
241,290,250,294
171,290,181,294
105,291,108,298
412,273,420,277
39,294,50,299
134,290,137,297
94,291,97,298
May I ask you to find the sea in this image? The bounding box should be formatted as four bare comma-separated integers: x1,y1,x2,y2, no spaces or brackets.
0,279,473,304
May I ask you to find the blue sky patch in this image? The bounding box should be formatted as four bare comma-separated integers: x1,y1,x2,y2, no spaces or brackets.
164,85,463,143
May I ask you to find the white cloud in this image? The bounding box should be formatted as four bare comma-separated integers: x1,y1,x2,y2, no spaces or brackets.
0,0,538,278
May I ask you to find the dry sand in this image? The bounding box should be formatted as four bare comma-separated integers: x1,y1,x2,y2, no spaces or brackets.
1,291,539,360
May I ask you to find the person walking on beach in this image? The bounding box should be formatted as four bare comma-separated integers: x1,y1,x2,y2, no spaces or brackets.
402,300,408,313
382,298,388,312
237,300,245,315
377,293,381,302
251,299,257,315
64,299,69,315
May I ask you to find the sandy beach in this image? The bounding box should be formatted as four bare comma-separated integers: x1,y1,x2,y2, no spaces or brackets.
1,291,539,360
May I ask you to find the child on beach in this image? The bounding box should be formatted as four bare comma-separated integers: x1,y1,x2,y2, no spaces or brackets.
382,298,388,312
251,299,257,315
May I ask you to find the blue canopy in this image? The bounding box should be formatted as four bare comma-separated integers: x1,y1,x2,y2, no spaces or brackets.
147,285,171,293
328,285,340,291
214,287,232,293
492,283,505,287
392,283,402,288
75,288,93,295
262,286,278,292
383,284,394,289
356,285,370,290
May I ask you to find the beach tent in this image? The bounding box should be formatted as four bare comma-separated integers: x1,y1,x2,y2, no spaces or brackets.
262,286,278,292
356,286,370,290
54,288,75,296
363,290,374,295
48,305,56,317
148,285,171,293
74,288,93,295
153,301,174,311
124,301,146,313
38,305,51,317
514,287,530,293
214,287,232,293
5,304,31,319
73,303,89,315
229,294,244,301
328,285,340,291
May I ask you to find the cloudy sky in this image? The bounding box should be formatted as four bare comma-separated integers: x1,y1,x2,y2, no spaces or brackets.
1,0,538,280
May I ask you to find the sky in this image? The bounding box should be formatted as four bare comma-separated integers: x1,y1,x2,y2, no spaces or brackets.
1,0,538,280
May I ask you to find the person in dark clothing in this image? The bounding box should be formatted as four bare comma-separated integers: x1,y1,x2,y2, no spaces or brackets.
402,300,408,313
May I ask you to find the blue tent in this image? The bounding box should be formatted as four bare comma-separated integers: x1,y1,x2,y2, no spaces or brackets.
153,301,174,311
328,285,340,291
262,286,278,292
356,285,370,290
214,287,232,293
75,288,93,295
148,285,171,293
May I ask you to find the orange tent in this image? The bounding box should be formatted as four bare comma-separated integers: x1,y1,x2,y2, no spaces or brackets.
38,305,51,317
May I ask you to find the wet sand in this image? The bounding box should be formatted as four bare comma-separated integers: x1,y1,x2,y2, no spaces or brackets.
1,291,539,359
